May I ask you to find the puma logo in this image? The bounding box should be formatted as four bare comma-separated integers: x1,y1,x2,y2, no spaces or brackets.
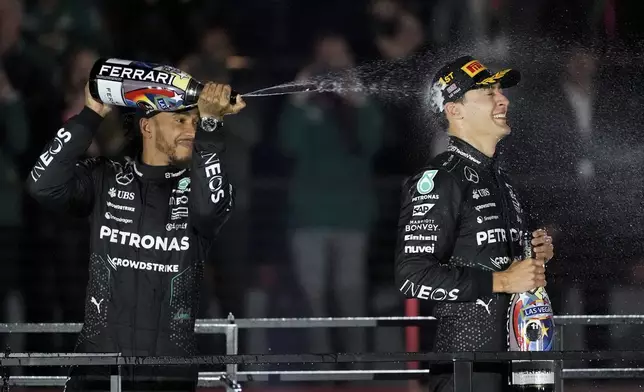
91,297,104,313
476,298,492,315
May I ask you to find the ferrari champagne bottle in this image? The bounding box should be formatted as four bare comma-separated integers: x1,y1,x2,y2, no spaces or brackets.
88,58,237,113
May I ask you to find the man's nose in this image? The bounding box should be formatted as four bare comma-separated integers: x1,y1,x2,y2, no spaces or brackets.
496,91,509,106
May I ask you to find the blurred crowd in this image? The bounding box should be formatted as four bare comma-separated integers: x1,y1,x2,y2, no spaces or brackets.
2,0,644,364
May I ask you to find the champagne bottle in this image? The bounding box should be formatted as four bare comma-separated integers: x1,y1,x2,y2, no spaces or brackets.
508,230,556,392
88,58,237,113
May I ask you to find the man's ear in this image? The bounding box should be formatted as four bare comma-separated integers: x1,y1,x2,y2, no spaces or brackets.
444,101,462,119
139,117,153,140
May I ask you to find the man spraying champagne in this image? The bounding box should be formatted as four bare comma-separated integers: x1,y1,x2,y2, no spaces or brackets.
27,64,245,391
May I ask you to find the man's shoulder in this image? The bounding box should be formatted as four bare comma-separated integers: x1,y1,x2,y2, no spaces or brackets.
433,150,489,188
74,156,122,172
404,151,471,187
401,159,467,202
430,150,467,174
496,164,517,181
102,156,135,172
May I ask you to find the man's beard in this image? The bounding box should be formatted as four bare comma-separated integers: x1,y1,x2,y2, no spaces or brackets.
169,154,192,169
156,138,192,169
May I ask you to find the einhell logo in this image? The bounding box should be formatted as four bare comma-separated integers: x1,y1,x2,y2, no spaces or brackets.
461,60,486,77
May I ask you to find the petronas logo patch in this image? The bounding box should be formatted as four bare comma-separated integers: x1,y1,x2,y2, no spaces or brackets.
416,170,438,195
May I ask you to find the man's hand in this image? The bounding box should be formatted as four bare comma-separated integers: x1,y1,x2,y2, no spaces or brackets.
532,228,554,263
197,83,246,120
493,258,546,294
84,82,112,117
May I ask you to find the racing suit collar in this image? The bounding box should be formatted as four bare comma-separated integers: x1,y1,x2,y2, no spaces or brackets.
446,136,495,167
132,160,187,181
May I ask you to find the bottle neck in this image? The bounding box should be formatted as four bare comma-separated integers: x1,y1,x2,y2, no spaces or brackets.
185,79,204,106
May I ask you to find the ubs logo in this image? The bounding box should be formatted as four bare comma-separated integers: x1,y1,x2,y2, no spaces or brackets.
109,187,135,201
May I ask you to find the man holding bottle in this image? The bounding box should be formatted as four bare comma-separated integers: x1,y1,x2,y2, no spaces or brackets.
394,56,554,392
26,79,245,391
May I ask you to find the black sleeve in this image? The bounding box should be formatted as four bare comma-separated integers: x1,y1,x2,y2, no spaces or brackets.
25,107,105,217
394,168,493,302
188,126,235,238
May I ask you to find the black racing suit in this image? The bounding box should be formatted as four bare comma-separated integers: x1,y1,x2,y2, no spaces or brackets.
26,108,234,391
395,136,528,392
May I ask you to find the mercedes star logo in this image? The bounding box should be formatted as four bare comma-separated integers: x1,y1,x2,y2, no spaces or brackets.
464,166,479,183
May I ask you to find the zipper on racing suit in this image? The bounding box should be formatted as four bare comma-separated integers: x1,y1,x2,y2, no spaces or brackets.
492,160,517,262
132,181,148,357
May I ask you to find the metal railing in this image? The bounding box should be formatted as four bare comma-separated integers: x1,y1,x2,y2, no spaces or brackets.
1,315,644,391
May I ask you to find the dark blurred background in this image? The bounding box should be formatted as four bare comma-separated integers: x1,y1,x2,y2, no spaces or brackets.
2,0,644,390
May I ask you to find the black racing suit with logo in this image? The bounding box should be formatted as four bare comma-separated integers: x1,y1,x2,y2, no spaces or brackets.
395,136,528,392
26,108,234,391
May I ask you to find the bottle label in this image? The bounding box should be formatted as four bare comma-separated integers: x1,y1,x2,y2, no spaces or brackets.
508,287,555,351
93,58,195,112
511,370,555,386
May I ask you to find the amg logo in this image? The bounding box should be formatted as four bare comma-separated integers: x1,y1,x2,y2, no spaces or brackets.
99,226,189,251
399,280,460,301
98,64,176,85
405,245,435,254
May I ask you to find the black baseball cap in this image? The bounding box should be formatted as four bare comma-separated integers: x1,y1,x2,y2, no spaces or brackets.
428,55,521,113
129,102,198,128
137,101,198,119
